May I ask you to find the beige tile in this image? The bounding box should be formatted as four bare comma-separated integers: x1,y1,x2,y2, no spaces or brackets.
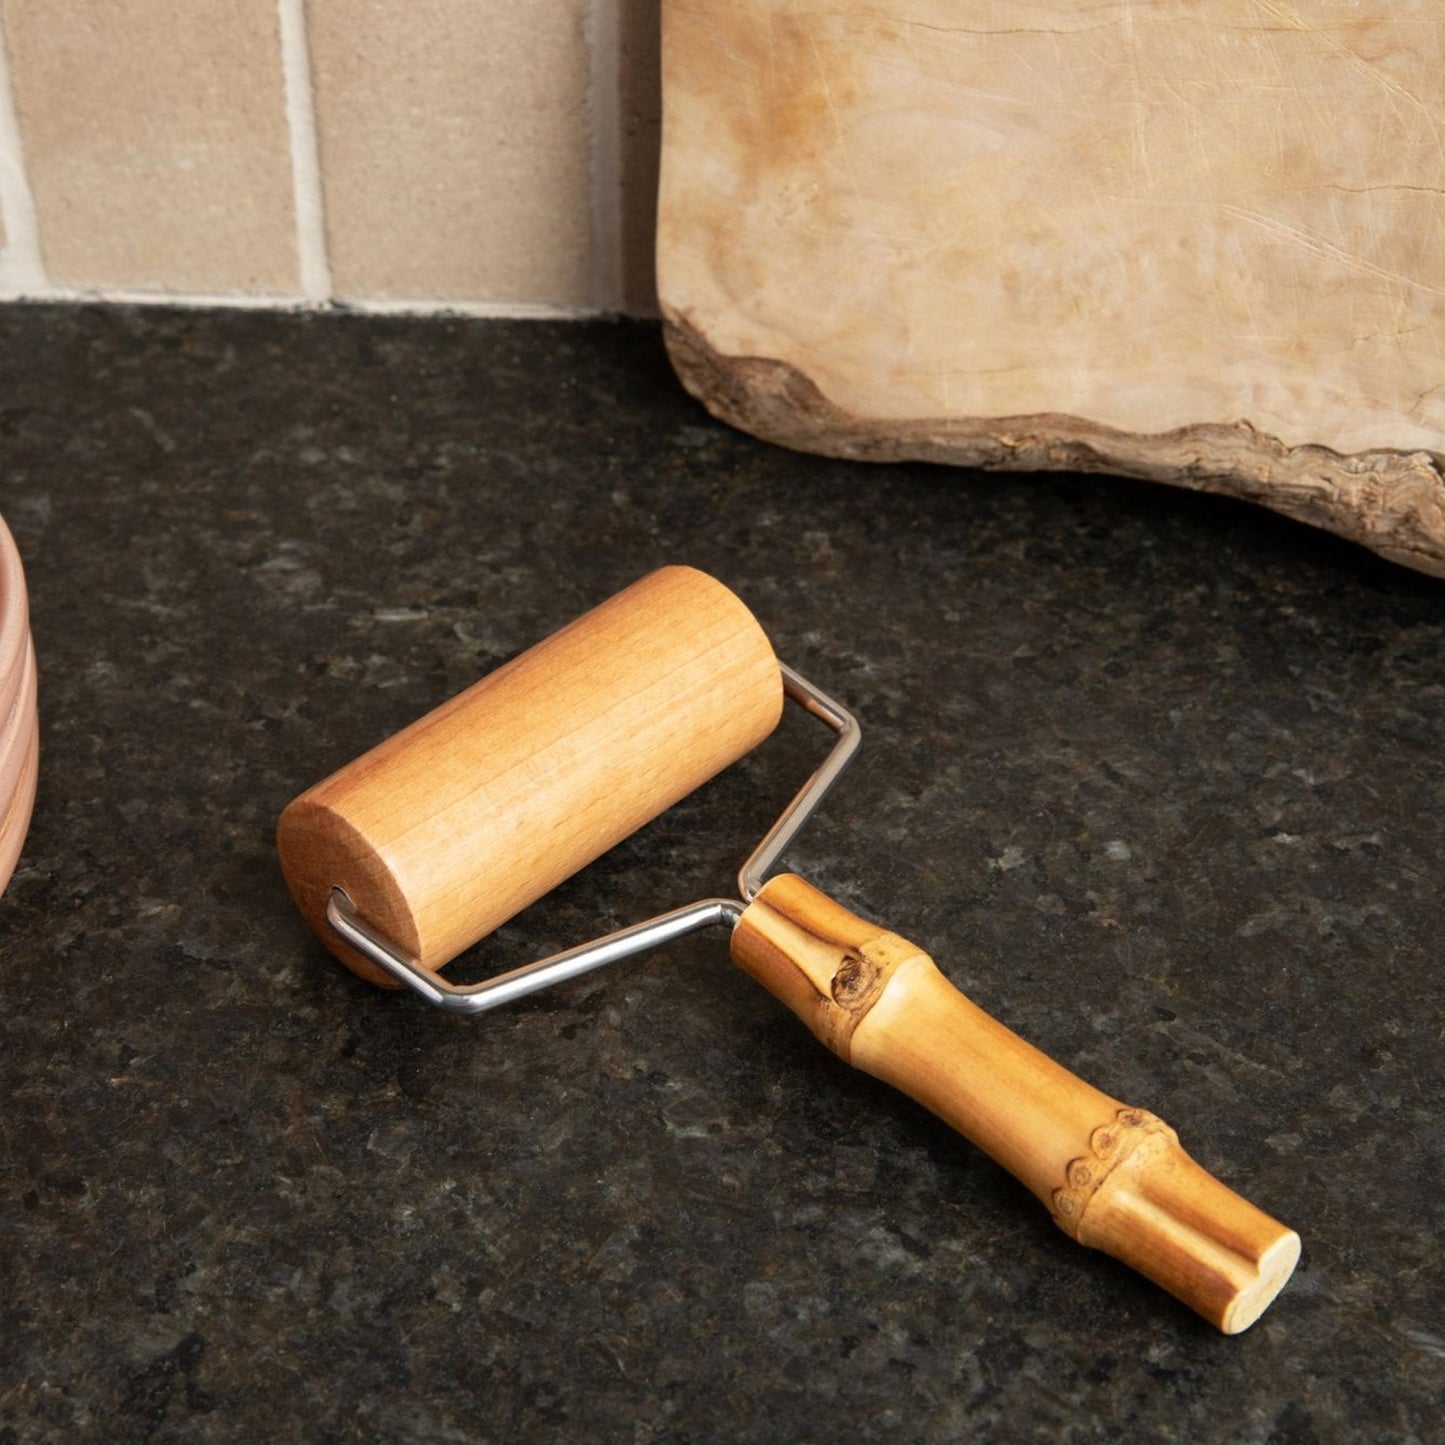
310,0,592,306
619,0,660,313
1,0,298,294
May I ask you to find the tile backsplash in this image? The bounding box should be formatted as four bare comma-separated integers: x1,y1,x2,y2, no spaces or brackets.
0,0,661,315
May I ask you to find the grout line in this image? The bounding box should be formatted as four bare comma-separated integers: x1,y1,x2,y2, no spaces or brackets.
0,14,45,296
277,0,332,302
0,285,609,319
341,297,603,319
586,0,624,313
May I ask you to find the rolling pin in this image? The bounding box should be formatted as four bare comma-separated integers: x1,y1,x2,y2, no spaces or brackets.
279,565,1299,1333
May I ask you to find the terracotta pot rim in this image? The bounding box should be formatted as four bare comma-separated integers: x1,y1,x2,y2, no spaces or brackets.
0,515,28,723
0,513,35,901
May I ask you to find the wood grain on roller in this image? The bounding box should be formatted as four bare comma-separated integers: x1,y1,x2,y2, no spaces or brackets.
278,566,783,986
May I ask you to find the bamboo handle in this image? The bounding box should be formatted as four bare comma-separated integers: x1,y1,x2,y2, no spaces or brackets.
731,875,1300,1333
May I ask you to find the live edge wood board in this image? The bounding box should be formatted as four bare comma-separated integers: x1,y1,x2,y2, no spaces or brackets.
658,1,1445,576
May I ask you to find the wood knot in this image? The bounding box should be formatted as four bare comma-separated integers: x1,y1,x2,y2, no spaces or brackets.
830,951,878,1009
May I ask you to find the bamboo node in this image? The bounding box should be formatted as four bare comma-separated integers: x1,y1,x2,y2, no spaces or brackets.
1052,1107,1177,1240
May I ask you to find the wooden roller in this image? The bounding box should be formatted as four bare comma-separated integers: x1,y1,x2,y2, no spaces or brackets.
279,564,1299,1333
280,567,783,985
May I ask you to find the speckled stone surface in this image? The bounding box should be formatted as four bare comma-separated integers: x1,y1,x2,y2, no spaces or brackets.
1,305,1442,1442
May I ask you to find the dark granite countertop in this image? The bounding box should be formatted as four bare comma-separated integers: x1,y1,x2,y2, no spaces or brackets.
1,305,1442,1442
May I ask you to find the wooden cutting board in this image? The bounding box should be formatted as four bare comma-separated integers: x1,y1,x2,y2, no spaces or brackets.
658,1,1445,576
